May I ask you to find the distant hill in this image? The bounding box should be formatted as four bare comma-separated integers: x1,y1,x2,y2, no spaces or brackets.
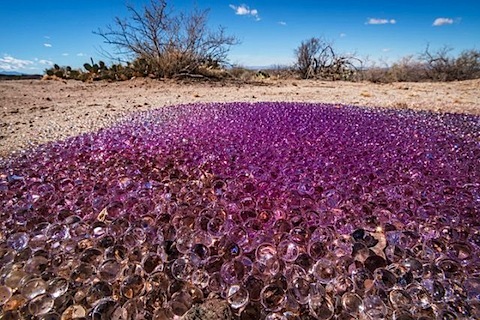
0,70,24,76
0,71,42,80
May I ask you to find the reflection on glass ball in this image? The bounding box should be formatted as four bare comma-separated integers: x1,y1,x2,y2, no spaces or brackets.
227,284,249,309
341,292,363,315
309,294,334,320
7,232,29,251
261,284,285,312
0,285,13,305
28,294,54,316
21,278,47,300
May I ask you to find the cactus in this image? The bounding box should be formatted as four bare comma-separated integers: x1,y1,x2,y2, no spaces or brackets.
99,60,107,70
44,60,134,82
84,60,100,74
131,58,151,76
69,70,80,79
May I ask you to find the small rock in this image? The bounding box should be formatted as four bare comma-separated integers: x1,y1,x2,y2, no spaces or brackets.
181,296,232,320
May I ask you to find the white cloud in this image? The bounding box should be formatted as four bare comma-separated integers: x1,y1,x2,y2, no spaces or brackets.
0,55,34,71
382,48,391,52
229,4,260,21
231,4,248,15
339,33,347,38
44,43,52,48
366,18,396,25
44,35,50,39
433,17,454,26
62,53,69,56
39,59,53,66
278,21,287,26
77,53,85,57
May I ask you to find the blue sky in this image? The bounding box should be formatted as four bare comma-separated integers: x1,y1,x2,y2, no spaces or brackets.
1,1,479,73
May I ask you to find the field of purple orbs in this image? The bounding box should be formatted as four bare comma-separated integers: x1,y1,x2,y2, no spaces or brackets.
1,102,479,319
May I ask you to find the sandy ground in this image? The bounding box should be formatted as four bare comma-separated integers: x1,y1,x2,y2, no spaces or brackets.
1,78,479,159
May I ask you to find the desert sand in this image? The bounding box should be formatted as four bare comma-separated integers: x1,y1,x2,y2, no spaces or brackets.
1,78,479,159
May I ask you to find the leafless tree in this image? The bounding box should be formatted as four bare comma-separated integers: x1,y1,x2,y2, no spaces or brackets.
95,0,238,78
295,37,323,79
294,37,360,80
421,44,455,81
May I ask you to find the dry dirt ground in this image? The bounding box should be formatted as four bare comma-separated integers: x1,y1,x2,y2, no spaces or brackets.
1,78,479,159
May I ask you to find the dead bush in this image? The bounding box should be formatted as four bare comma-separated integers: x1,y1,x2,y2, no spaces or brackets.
420,45,480,81
389,56,427,82
453,49,480,80
228,66,256,81
265,65,297,80
294,37,359,80
359,46,480,83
